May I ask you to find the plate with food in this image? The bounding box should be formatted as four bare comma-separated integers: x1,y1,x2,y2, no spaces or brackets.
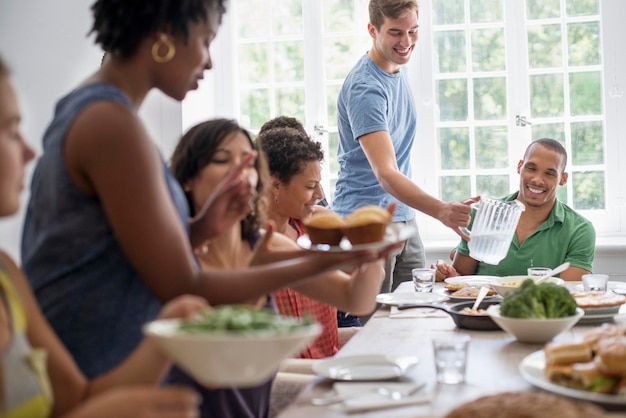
570,291,626,324
438,276,500,301
376,291,448,306
520,350,626,406
313,354,418,381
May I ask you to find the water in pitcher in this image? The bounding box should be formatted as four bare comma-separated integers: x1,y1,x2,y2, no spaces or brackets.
468,232,513,265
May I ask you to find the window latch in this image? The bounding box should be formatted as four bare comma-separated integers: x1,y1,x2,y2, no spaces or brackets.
516,115,532,127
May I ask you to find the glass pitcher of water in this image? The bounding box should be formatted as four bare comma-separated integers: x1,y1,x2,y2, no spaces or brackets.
463,198,525,265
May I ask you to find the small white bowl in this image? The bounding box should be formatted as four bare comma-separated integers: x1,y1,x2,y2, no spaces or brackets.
486,305,584,343
490,276,565,297
143,318,321,387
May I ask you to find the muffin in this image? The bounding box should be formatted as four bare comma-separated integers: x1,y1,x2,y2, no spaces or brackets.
342,205,391,245
302,212,346,245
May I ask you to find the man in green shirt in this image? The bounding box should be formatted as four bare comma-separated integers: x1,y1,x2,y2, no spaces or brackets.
438,138,595,281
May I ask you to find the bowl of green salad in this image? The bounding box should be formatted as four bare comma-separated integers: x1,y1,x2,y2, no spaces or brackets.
143,305,321,387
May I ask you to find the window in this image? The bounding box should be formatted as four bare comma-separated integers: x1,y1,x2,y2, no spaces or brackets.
185,0,626,242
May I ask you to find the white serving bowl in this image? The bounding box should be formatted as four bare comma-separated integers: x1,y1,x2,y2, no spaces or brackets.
486,305,584,344
143,318,321,387
490,276,565,297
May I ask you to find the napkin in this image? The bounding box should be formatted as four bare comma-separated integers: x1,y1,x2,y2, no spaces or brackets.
332,382,430,413
389,306,449,319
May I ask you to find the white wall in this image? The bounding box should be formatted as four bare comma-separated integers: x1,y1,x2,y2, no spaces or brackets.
0,0,182,262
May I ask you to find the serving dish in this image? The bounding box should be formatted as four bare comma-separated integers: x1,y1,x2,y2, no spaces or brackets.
487,305,584,343
143,317,321,387
313,354,418,381
296,222,417,252
490,275,565,297
397,300,503,331
520,350,626,406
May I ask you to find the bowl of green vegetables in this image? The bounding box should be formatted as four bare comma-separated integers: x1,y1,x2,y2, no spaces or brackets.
487,279,584,343
143,305,321,387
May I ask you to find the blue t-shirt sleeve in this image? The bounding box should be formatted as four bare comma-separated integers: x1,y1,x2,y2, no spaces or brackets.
346,80,389,140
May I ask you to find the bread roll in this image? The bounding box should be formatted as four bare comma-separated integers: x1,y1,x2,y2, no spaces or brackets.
302,212,345,245
342,205,391,245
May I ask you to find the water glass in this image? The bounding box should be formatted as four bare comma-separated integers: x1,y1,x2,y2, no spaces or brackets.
582,273,609,292
412,268,436,293
527,267,552,277
432,334,470,384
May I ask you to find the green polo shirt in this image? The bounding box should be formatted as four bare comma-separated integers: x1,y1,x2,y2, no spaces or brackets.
456,193,596,276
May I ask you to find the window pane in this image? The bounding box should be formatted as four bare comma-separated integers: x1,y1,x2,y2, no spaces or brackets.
527,24,563,69
557,185,568,203
328,131,340,175
433,0,465,25
571,121,604,165
530,74,564,117
570,71,602,115
526,0,560,20
439,127,470,170
475,126,508,169
237,1,271,38
326,84,342,127
324,37,360,80
273,0,303,35
566,0,599,17
440,176,471,202
239,43,269,83
477,174,509,198
472,28,505,72
568,22,600,66
473,77,507,120
276,87,306,121
240,88,270,130
437,79,468,121
274,41,305,82
531,123,566,143
323,0,355,33
469,0,503,23
435,31,466,73
572,171,605,209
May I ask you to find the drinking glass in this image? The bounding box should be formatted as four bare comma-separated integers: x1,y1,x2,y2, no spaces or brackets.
412,268,436,293
432,334,470,384
582,273,609,292
527,267,552,277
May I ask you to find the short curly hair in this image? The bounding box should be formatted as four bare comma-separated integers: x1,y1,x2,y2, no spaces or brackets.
90,0,227,58
257,127,324,185
170,118,268,241
259,115,307,135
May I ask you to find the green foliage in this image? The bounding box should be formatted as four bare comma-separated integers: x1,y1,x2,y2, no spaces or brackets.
500,279,578,319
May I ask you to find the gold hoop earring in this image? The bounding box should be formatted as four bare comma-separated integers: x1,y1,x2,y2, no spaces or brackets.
152,37,176,63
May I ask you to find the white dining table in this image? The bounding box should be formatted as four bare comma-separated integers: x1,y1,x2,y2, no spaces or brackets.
276,281,626,418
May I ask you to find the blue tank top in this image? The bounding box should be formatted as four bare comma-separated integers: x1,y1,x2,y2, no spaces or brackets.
21,82,190,378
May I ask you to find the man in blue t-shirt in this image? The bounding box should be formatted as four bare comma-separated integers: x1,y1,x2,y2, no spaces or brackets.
333,0,478,302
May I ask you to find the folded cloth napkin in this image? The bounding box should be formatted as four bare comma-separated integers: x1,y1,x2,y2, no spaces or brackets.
332,382,430,413
389,306,449,319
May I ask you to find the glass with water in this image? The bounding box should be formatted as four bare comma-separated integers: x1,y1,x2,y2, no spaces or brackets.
433,334,470,384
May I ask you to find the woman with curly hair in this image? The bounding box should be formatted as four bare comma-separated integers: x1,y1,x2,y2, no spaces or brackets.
19,1,384,416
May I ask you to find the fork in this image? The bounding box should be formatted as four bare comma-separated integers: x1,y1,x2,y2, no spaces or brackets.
311,383,425,406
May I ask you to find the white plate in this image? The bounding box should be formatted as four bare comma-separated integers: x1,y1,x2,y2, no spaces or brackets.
313,354,418,381
376,291,448,306
435,287,500,302
296,223,417,252
444,275,499,287
520,350,626,406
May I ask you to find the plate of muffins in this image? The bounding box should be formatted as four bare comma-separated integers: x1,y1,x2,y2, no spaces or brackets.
297,205,416,252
